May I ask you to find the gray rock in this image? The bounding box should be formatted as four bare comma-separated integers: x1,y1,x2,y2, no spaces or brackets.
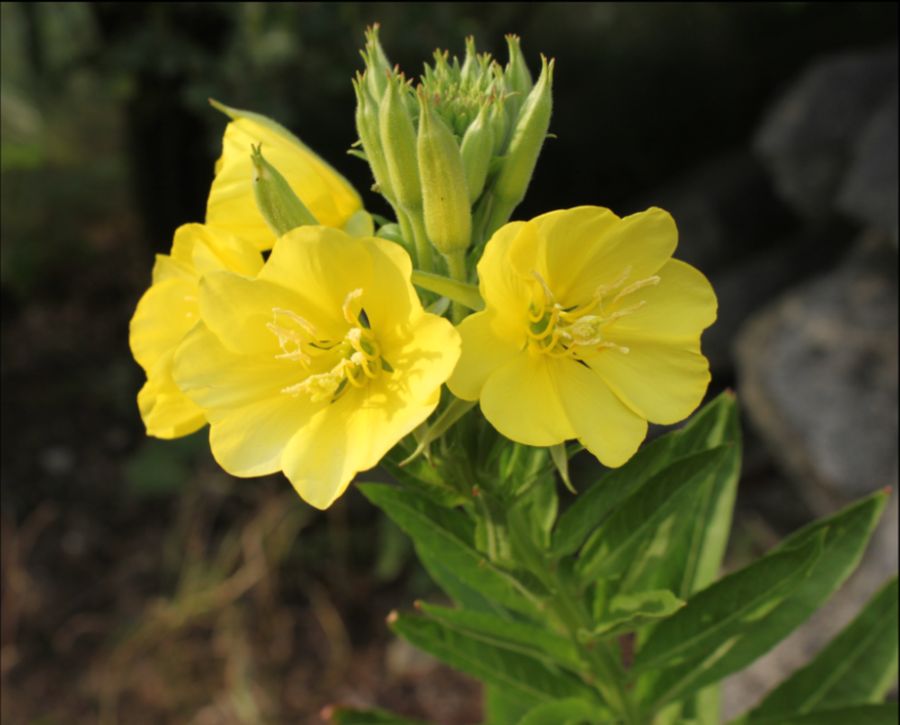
838,90,900,245
755,49,897,219
735,229,898,513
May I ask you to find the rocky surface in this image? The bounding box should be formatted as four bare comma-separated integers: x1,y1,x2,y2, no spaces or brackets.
755,48,897,220
734,230,898,512
838,89,900,244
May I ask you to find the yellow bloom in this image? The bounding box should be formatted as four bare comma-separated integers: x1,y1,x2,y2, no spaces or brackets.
171,227,461,509
129,224,264,438
206,114,364,251
448,206,717,467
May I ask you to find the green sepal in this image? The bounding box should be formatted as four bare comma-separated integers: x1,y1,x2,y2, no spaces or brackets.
410,269,484,310
250,145,318,236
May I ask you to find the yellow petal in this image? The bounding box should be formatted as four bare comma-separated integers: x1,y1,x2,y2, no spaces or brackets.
476,221,532,325
447,310,523,401
510,206,677,307
170,223,264,278
383,312,461,404
137,375,206,439
129,278,199,373
172,324,318,476
172,323,304,412
604,259,717,342
551,357,647,467
282,387,442,510
198,270,332,357
586,340,711,425
480,353,574,446
258,226,373,325
206,118,362,250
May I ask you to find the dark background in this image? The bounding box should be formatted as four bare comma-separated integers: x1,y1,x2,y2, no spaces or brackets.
1,4,897,723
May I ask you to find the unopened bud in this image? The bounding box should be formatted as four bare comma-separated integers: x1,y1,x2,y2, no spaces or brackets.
353,73,395,202
251,145,318,237
417,90,471,255
493,55,554,216
460,103,494,203
361,24,391,102
503,34,533,119
380,75,422,211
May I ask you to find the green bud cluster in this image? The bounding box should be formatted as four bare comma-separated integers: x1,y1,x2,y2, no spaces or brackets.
352,25,554,271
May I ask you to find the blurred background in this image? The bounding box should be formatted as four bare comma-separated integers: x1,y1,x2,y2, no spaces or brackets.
1,3,897,723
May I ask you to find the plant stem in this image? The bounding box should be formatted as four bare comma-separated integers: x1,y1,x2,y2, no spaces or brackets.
444,250,469,323
407,208,434,273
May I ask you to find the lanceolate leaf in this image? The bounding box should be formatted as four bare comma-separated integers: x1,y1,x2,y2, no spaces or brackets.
389,613,599,705
730,703,899,725
416,601,583,672
552,392,738,559
575,447,732,583
516,697,612,724
633,532,824,675
359,484,546,617
741,576,899,721
635,490,889,708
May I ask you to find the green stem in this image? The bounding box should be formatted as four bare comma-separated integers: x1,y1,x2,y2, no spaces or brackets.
444,250,469,323
550,571,642,724
407,208,434,273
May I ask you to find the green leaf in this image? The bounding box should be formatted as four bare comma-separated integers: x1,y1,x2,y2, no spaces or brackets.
731,703,898,725
381,449,467,508
484,686,534,725
359,484,545,617
416,601,583,672
389,613,599,705
327,707,427,724
742,576,898,721
575,447,732,583
553,392,738,558
633,533,824,674
414,543,509,616
516,697,611,724
635,490,889,708
583,590,686,641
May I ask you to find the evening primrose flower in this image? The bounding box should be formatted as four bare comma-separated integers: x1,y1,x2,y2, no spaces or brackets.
129,224,263,438
171,226,461,509
206,105,365,250
448,206,717,467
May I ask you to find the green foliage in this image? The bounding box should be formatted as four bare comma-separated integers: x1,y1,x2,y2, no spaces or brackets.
737,576,899,722
360,393,895,724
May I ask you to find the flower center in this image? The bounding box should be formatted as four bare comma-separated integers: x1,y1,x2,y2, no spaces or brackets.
525,269,659,359
267,288,387,403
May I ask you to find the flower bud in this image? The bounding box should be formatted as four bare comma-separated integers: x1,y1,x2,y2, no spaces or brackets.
491,55,554,224
352,73,395,202
379,74,422,211
251,145,318,237
460,102,494,203
361,24,391,102
503,34,533,120
417,90,472,255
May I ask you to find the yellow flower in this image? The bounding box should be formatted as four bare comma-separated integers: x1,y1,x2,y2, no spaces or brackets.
206,113,364,251
448,206,717,467
129,224,264,438
171,227,461,509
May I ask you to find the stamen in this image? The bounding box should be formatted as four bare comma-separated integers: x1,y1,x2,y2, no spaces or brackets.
342,288,364,326
611,275,660,304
